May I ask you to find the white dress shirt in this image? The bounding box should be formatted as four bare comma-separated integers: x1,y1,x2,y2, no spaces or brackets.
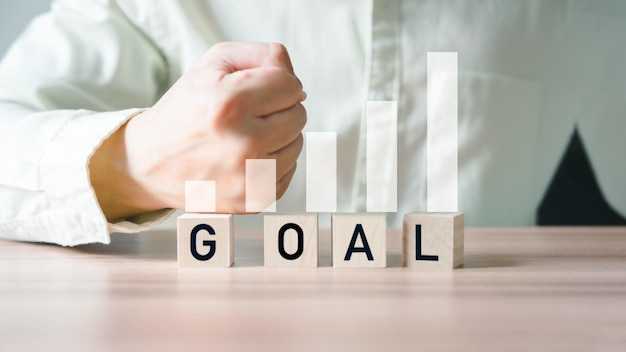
1,0,625,246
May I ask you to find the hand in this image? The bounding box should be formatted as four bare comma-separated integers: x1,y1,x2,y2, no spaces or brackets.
89,42,307,220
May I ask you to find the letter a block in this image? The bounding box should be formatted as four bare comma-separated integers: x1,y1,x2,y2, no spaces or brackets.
177,213,234,268
331,214,386,268
264,214,318,268
403,212,464,269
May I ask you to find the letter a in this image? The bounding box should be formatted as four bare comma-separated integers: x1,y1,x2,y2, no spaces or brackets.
344,224,374,261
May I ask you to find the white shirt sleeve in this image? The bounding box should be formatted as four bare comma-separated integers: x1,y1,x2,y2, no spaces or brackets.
0,0,172,246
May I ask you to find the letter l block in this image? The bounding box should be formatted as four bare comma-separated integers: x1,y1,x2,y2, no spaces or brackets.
403,212,464,269
177,213,234,268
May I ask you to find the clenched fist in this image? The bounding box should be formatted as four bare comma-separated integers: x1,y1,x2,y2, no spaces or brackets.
89,42,307,220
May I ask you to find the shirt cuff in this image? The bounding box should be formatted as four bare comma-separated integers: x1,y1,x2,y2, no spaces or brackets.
38,107,165,246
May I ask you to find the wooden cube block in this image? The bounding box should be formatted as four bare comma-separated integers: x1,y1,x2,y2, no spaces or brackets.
264,214,318,268
331,213,386,268
403,212,464,269
177,213,234,268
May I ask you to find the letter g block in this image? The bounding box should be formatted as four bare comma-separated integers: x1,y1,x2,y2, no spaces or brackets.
177,214,234,268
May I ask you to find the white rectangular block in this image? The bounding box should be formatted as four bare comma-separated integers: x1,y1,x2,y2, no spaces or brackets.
306,132,337,212
177,213,234,268
245,159,276,212
184,180,216,213
403,212,464,269
427,52,458,212
331,213,386,268
264,214,318,268
366,101,397,212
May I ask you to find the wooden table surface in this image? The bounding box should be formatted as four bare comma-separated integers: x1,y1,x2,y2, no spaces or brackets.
1,227,626,352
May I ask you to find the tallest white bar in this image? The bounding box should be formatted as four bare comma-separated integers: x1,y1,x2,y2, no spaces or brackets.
427,52,458,212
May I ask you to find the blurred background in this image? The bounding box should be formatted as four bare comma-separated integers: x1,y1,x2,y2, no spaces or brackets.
2,0,624,226
0,1,49,53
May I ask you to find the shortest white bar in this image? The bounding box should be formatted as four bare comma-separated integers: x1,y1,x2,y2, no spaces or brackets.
306,132,337,212
185,180,216,213
246,159,276,212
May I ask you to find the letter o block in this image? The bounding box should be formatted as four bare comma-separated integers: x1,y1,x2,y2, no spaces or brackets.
177,214,234,268
264,214,318,268
403,212,464,269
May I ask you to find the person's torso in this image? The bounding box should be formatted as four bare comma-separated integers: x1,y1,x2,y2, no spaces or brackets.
120,0,626,226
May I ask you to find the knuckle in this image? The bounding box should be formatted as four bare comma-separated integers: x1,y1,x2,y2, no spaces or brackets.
296,133,304,148
231,69,254,83
209,42,231,54
268,42,289,62
276,73,302,100
201,42,229,64
295,103,307,126
284,104,307,132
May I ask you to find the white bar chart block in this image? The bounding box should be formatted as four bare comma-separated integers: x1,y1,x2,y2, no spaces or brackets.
245,159,276,212
306,132,337,212
185,180,216,213
427,52,458,212
366,101,397,212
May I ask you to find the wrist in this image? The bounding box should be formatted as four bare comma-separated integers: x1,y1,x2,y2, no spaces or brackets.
89,111,167,221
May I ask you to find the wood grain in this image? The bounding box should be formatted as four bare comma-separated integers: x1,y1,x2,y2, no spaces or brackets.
2,227,626,351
